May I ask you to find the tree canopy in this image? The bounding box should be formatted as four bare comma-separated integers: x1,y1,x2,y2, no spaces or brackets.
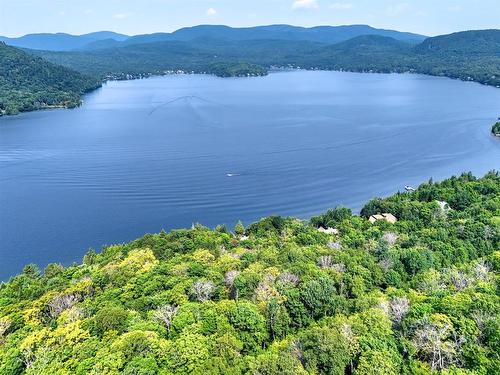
0,171,499,374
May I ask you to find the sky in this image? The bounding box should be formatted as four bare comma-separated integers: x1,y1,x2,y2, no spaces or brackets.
0,0,498,37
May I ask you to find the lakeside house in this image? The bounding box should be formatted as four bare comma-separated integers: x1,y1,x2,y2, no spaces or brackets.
369,213,397,224
317,227,340,235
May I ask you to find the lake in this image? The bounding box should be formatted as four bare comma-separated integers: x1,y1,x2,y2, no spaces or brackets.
1,71,499,280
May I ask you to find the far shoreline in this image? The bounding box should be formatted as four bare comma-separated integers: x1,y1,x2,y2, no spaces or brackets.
2,67,499,118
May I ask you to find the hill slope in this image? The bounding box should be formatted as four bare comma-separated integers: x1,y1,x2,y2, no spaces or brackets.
298,30,500,85
30,39,321,79
32,30,500,86
0,43,101,115
411,30,500,86
0,172,498,374
415,29,500,54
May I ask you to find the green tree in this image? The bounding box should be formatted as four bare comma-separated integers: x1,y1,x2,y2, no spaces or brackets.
299,326,350,375
93,306,129,336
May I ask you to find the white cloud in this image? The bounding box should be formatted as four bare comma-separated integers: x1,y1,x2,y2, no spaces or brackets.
206,8,217,16
329,3,353,10
292,0,319,11
113,13,129,20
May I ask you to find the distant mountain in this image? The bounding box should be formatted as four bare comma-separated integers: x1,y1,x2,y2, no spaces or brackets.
119,24,426,48
0,43,100,115
176,24,426,44
0,25,426,51
83,31,129,41
0,31,128,51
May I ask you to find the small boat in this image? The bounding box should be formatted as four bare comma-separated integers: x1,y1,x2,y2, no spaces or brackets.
405,185,416,192
226,173,241,177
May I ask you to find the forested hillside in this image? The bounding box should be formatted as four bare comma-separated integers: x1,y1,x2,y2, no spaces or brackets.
0,172,498,374
33,30,500,87
0,43,100,115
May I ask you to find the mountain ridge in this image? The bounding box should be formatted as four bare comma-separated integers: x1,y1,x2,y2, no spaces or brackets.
0,24,426,51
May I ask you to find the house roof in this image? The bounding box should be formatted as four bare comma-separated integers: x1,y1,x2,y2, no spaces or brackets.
318,227,339,235
369,213,397,224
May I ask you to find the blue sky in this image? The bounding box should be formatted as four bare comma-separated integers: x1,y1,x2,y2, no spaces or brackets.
0,0,498,37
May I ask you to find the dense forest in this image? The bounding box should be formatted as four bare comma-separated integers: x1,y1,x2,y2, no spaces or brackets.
32,29,500,87
206,62,267,78
0,172,498,374
0,43,100,115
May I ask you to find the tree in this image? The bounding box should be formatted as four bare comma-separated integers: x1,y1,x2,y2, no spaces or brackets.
388,297,410,325
412,314,463,371
298,327,350,375
249,350,306,375
355,348,401,375
167,332,210,374
235,221,245,236
153,304,178,333
266,298,290,340
228,302,268,353
123,356,159,375
22,264,40,278
0,318,11,344
93,306,129,336
43,263,65,278
300,277,341,319
277,272,300,287
311,207,352,228
191,280,216,302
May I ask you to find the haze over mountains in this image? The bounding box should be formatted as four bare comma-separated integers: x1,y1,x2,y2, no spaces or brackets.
0,31,129,51
0,25,426,51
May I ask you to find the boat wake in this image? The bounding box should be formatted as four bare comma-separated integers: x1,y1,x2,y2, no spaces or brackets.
148,95,226,115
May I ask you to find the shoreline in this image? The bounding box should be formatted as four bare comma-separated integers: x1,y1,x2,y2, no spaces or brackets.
2,68,498,118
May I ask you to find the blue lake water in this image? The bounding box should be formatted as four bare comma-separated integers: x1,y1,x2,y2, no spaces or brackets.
1,71,499,279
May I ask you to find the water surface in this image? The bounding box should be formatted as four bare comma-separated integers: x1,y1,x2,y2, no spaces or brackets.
1,71,499,279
